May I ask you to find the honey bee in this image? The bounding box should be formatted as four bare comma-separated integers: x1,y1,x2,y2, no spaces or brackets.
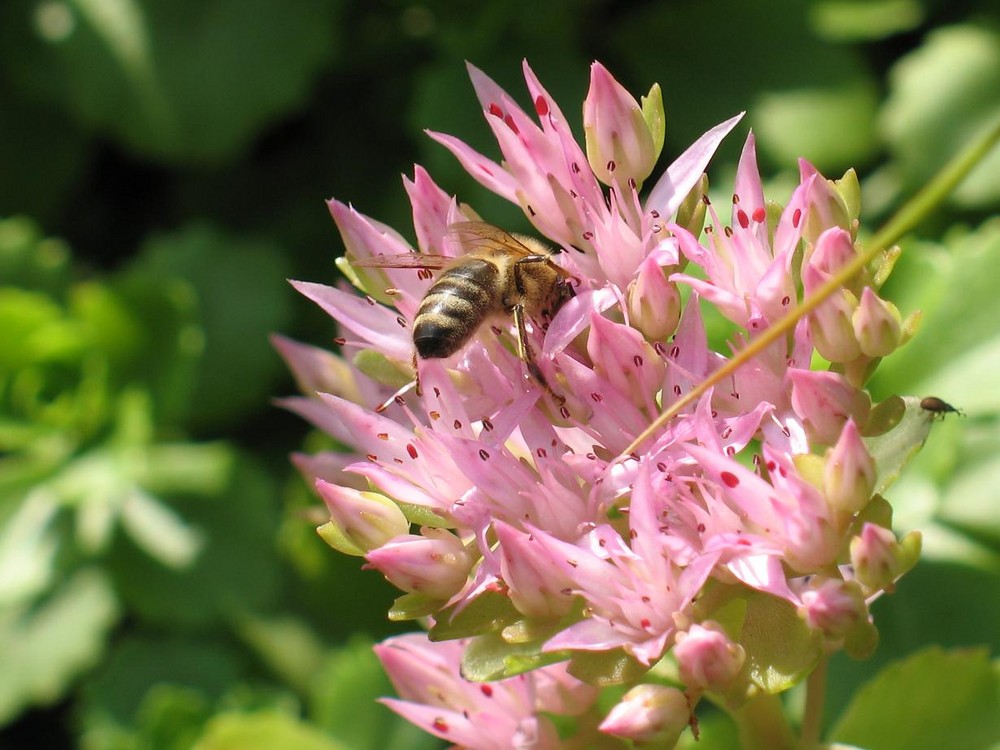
352,221,576,401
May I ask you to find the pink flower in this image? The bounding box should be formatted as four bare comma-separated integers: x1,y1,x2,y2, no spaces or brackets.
279,60,927,747
375,634,597,750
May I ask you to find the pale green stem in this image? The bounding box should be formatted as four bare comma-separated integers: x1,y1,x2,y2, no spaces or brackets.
622,115,1000,457
800,653,829,749
732,692,797,750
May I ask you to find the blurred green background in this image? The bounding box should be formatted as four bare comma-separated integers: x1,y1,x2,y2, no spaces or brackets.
1,0,999,748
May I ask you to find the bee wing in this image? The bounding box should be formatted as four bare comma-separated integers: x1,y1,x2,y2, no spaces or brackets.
446,221,533,256
350,253,452,270
448,221,576,280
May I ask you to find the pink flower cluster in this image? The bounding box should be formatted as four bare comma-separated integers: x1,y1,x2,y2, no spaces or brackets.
276,61,921,747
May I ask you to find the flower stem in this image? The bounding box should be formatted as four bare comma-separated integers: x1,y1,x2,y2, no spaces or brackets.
800,653,829,749
731,693,797,750
622,115,1000,457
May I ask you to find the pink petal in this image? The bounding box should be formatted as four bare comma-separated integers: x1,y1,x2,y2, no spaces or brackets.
426,129,517,201
646,112,745,219
403,165,459,254
290,280,413,360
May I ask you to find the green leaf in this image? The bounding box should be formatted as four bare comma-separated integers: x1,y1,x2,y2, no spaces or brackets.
754,82,879,171
387,592,442,622
863,396,933,495
460,631,566,682
235,614,327,696
0,288,84,368
0,490,61,605
193,711,347,750
0,568,118,724
108,271,201,429
871,222,1000,408
933,419,1000,546
130,684,214,750
79,635,244,726
829,647,1000,750
740,591,822,694
119,488,205,569
394,501,451,529
129,224,294,430
0,218,73,295
881,24,1000,208
429,589,521,640
0,0,342,164
809,0,924,42
109,451,281,628
641,82,666,162
566,648,649,688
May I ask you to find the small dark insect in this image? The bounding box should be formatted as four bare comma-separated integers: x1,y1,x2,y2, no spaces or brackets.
352,221,577,404
920,396,963,419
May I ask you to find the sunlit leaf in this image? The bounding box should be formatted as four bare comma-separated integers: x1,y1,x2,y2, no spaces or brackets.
0,569,118,724
881,24,1000,208
829,647,1000,750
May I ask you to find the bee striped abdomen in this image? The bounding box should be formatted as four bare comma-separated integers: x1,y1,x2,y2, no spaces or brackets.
413,258,500,359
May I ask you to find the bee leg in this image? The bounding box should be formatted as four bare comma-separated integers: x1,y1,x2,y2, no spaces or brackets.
513,301,565,406
511,254,567,405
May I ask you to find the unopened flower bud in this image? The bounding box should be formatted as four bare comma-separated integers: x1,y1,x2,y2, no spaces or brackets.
674,622,746,691
587,313,666,409
806,282,862,363
315,480,410,555
495,522,575,618
628,257,682,341
801,180,856,246
365,528,472,600
788,369,871,446
824,420,876,513
798,577,868,638
807,226,858,279
850,523,922,594
853,286,903,357
584,62,660,188
599,684,689,746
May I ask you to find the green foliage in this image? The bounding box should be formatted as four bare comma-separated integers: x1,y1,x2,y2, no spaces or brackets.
0,0,341,164
739,592,823,695
829,647,1000,750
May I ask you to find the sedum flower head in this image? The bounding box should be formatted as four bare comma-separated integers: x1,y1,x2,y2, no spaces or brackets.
278,61,928,749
